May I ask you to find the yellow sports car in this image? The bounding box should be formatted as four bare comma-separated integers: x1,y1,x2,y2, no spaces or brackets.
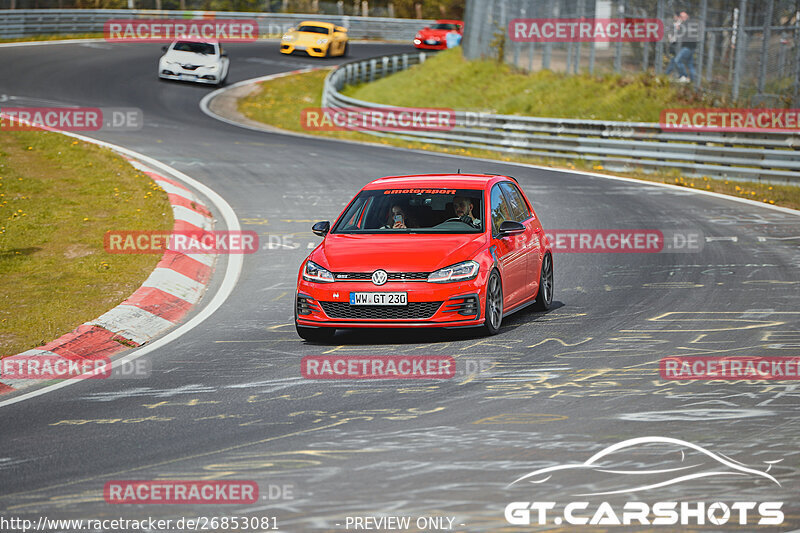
280,21,348,58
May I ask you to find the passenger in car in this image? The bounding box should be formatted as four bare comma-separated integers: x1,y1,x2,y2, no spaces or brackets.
383,204,418,229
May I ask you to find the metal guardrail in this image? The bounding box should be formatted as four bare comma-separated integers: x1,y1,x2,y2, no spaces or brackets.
322,53,800,183
0,9,434,41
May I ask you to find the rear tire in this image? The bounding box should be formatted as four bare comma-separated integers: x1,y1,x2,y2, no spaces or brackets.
532,253,553,311
483,270,503,335
296,324,336,342
342,42,349,57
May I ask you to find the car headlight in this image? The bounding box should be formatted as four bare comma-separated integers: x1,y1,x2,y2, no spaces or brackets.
282,34,295,41
303,260,335,283
317,38,329,45
428,261,479,283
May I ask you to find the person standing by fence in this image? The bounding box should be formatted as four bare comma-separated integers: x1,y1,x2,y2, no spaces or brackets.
665,10,698,83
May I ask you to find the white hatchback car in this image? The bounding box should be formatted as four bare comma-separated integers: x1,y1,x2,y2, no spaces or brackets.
158,40,229,86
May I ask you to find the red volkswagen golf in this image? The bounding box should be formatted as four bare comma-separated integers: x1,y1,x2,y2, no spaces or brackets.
295,174,553,341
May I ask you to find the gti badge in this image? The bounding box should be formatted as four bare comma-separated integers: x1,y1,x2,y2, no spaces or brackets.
371,269,388,286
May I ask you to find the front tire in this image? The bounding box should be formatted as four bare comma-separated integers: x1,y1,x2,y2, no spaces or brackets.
296,324,336,342
532,253,553,311
483,270,503,335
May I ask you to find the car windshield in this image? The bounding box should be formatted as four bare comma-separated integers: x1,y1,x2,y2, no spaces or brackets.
173,41,215,55
431,23,460,30
332,188,484,234
297,25,330,34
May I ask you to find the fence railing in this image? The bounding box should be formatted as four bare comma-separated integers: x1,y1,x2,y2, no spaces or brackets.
0,9,433,40
462,0,800,107
322,52,800,183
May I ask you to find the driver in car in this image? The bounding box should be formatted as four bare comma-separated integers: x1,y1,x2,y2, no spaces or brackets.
453,196,481,227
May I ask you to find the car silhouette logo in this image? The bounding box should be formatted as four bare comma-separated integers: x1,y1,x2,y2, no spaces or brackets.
371,270,388,286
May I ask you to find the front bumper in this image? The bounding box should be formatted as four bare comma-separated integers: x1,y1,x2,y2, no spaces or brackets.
296,278,485,329
413,40,447,50
159,68,220,84
280,43,328,57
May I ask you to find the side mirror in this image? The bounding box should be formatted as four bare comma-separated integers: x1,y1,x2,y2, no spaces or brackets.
221,51,228,57
424,26,430,30
497,220,525,238
312,221,330,237
161,45,168,52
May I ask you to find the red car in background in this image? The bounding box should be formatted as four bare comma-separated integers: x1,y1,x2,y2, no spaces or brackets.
413,20,463,50
295,174,554,341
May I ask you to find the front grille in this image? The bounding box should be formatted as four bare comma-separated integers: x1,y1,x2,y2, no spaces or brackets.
334,272,429,281
181,64,199,71
320,301,443,320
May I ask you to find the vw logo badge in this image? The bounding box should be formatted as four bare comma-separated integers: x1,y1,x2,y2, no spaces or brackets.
371,269,388,286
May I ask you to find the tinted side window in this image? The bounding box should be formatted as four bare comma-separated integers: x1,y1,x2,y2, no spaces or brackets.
490,185,512,234
500,182,532,222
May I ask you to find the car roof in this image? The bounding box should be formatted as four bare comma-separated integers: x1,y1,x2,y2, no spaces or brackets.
298,21,336,28
365,173,512,190
172,39,218,45
434,20,463,24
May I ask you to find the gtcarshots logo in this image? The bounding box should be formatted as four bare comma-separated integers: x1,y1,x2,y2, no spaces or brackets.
505,437,784,526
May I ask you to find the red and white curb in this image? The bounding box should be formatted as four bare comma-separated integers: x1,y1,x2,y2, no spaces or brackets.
0,158,217,395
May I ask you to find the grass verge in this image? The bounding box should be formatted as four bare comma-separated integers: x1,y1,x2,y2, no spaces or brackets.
0,130,173,356
237,66,800,211
343,48,714,121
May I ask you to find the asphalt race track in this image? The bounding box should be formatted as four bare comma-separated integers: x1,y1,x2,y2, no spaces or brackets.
1,40,800,531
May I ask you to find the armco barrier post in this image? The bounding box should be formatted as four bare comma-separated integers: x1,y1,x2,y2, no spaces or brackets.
369,59,376,82
758,0,774,96
732,0,747,101
382,56,389,79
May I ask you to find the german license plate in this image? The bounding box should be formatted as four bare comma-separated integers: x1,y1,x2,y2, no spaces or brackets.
350,292,407,306
295,46,306,50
